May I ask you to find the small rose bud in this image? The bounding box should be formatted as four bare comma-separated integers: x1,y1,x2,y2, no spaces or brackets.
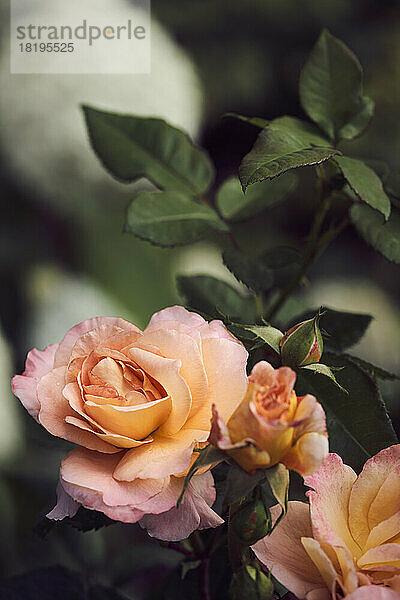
231,490,272,546
280,311,323,367
230,564,274,600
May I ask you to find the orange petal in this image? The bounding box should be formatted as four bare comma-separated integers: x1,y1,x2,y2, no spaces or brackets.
113,428,204,481
349,445,400,548
84,395,172,440
129,348,191,435
37,368,118,453
65,415,152,449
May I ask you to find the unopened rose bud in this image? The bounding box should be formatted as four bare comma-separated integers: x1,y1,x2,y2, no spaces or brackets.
280,312,323,367
231,490,272,546
230,564,274,600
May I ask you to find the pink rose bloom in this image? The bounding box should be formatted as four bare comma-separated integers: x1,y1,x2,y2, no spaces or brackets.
12,306,248,541
253,448,400,599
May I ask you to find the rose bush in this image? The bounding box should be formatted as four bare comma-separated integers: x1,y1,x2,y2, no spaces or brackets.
209,361,329,476
253,447,400,599
12,306,248,540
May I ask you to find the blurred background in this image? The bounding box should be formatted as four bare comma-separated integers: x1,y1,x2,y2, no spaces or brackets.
0,0,399,597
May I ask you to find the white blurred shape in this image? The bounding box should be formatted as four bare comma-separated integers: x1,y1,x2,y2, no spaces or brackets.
305,277,400,372
0,0,203,213
0,327,22,463
27,264,137,349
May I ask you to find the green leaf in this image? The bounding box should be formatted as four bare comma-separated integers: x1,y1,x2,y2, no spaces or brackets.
216,172,297,221
350,205,400,264
343,355,400,381
297,353,397,470
177,275,256,322
301,363,347,393
82,105,214,195
289,307,373,353
262,246,302,270
272,116,330,146
222,249,273,292
125,191,228,247
335,156,391,219
263,464,289,531
338,96,375,140
299,29,372,141
239,124,338,191
224,465,269,507
240,324,283,354
224,112,269,128
177,445,224,507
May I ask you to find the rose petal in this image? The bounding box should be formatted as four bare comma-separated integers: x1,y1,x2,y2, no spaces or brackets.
146,306,205,331
139,471,223,541
365,512,400,551
349,445,400,548
53,447,179,524
11,343,58,420
84,396,172,440
283,432,329,477
113,428,206,481
129,348,191,436
253,502,327,599
305,454,359,557
37,367,118,453
46,481,79,520
358,544,400,570
137,328,208,420
191,336,248,427
54,317,139,368
301,537,338,595
345,587,400,599
65,415,152,449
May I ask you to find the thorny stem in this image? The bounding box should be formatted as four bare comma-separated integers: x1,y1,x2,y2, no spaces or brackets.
265,165,349,321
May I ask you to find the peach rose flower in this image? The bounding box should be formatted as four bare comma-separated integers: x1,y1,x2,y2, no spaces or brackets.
12,306,248,541
209,361,328,476
253,448,400,599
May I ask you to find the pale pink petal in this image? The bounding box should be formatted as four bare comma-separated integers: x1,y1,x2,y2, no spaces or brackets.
129,348,192,435
52,447,177,524
195,337,248,425
252,502,326,599
197,319,239,341
345,585,400,599
46,481,79,520
349,445,400,548
11,343,58,420
305,454,359,557
139,471,223,541
54,317,139,367
138,328,208,420
113,428,207,481
146,306,205,331
37,367,119,453
283,432,329,477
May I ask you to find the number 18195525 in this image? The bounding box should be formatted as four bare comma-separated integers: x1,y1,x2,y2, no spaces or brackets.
19,42,74,52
